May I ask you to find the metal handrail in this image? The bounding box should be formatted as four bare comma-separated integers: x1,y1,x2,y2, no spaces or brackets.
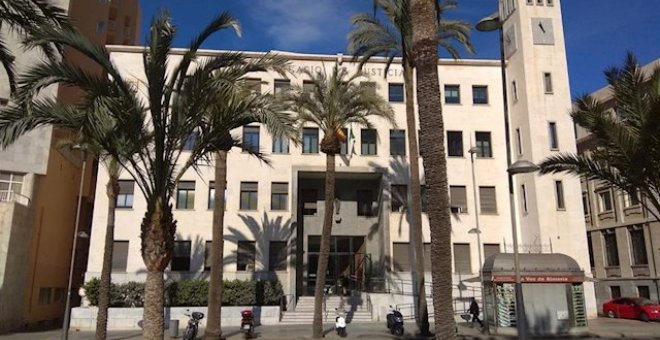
0,191,31,206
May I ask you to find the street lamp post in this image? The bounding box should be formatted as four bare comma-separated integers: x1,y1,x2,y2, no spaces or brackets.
468,146,488,333
477,8,540,340
62,144,88,340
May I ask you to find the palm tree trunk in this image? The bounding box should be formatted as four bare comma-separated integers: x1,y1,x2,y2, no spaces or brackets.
95,174,120,340
141,198,175,340
312,153,336,338
404,62,430,335
205,150,228,340
410,0,455,338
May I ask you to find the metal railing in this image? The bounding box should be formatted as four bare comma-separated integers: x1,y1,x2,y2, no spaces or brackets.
0,191,31,206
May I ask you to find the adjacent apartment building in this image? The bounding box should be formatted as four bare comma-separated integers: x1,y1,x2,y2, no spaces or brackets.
576,59,660,307
0,0,139,332
83,0,598,321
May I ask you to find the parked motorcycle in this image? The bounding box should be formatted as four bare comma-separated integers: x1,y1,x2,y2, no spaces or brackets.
241,309,255,339
386,305,404,336
183,310,204,340
335,308,347,337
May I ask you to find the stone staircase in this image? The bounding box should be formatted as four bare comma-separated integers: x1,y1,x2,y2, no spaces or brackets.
280,296,373,324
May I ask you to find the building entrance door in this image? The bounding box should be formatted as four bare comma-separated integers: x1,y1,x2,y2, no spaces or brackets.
306,236,366,295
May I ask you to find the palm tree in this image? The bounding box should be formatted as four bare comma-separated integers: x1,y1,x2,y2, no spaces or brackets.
410,0,455,338
283,66,396,338
540,53,660,222
0,0,69,93
347,0,472,333
2,10,251,338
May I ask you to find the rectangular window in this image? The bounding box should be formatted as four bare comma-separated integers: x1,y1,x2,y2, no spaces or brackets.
302,80,315,93
38,288,51,305
546,0,554,6
447,131,463,157
96,21,106,33
269,241,287,271
271,182,288,211
339,128,349,155
527,0,533,5
521,184,528,214
536,0,543,5
450,185,468,213
444,85,460,104
483,244,500,260
603,230,620,266
183,131,198,151
176,181,195,209
515,128,523,155
172,241,191,271
479,186,497,214
453,243,471,274
240,182,258,210
638,286,650,299
629,225,648,265
599,191,613,212
624,190,640,207
361,129,377,155
0,171,24,201
392,242,411,271
472,85,488,104
391,185,407,213
242,126,260,153
245,78,262,93
117,180,134,208
357,190,374,216
302,189,318,215
555,180,565,210
362,81,377,96
112,241,129,272
204,241,212,271
302,128,319,154
548,122,558,149
475,132,492,158
272,135,289,154
587,233,595,268
274,79,290,95
610,286,621,299
543,72,553,93
582,194,590,216
237,241,256,271
208,182,215,209
388,83,404,102
389,130,406,156
512,80,519,102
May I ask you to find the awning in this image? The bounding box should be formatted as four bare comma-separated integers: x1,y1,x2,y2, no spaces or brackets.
482,253,585,283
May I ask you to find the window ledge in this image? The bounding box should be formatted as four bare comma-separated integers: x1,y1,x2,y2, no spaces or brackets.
550,148,560,152
448,155,466,158
556,208,566,211
480,212,499,216
444,102,462,105
472,103,490,106
116,207,134,210
176,208,195,211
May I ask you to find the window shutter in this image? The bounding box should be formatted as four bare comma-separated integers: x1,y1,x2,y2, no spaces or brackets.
241,182,258,191
483,244,500,261
112,241,129,272
479,186,497,213
272,182,288,194
393,242,411,272
204,241,212,270
453,243,472,274
450,186,468,212
118,180,134,194
178,181,195,190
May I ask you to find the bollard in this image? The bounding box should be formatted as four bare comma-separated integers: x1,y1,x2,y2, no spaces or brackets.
169,319,179,337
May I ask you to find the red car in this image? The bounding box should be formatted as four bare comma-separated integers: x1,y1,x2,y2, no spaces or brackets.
603,297,660,322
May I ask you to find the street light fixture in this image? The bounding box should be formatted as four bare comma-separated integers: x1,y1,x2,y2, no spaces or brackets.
467,146,488,333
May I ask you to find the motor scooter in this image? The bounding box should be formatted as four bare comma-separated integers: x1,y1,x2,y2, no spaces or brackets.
386,305,404,336
241,309,254,339
183,310,204,340
335,308,347,337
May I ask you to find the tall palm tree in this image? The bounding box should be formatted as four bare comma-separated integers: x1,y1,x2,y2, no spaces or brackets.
284,66,396,338
410,0,455,338
0,0,69,93
540,53,660,222
3,10,249,338
347,0,472,333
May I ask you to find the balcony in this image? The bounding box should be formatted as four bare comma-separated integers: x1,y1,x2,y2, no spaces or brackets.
632,265,651,277
0,191,31,206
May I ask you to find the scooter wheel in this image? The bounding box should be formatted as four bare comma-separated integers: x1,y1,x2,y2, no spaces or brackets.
395,327,404,336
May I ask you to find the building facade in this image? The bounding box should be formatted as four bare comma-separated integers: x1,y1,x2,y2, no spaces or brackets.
0,0,139,331
576,59,660,308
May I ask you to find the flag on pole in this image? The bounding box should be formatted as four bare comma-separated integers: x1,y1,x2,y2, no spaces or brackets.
347,126,356,162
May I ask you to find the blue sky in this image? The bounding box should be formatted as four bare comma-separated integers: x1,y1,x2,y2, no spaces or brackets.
138,0,660,96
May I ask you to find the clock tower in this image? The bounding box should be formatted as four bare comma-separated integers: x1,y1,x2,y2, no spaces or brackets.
499,0,598,317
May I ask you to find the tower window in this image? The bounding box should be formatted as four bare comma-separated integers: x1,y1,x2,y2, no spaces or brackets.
543,72,553,94
444,85,461,104
548,122,558,149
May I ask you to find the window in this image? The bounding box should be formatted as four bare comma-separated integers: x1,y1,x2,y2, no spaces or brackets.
515,128,523,155
269,241,287,271
362,82,377,96
547,0,554,6
521,184,528,214
610,286,621,299
0,171,23,201
587,233,595,268
274,79,290,95
582,194,590,216
444,85,460,104
447,131,463,157
391,185,407,213
237,241,256,271
603,230,619,266
301,189,317,215
472,86,488,104
176,181,195,209
272,135,289,154
548,122,558,149
453,243,471,274
112,241,129,272
242,126,260,153
527,0,533,5
38,288,51,305
245,78,262,93
183,131,198,151
421,185,428,213
479,186,497,214
240,182,258,210
208,182,215,209
543,72,553,93
389,130,406,156
302,128,319,154
204,241,212,271
629,225,648,265
624,190,640,207
638,286,650,299
357,190,374,216
598,190,613,212
484,244,500,260
96,21,106,33
172,241,191,271
388,83,404,102
339,128,349,155
536,0,543,5
361,129,377,155
392,242,411,271
271,182,288,211
475,132,492,158
512,80,519,102
555,180,565,210
116,180,134,208
450,186,468,213
302,80,315,93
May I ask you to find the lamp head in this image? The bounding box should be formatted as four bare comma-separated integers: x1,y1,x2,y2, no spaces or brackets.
507,159,540,175
468,146,480,154
476,12,501,32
